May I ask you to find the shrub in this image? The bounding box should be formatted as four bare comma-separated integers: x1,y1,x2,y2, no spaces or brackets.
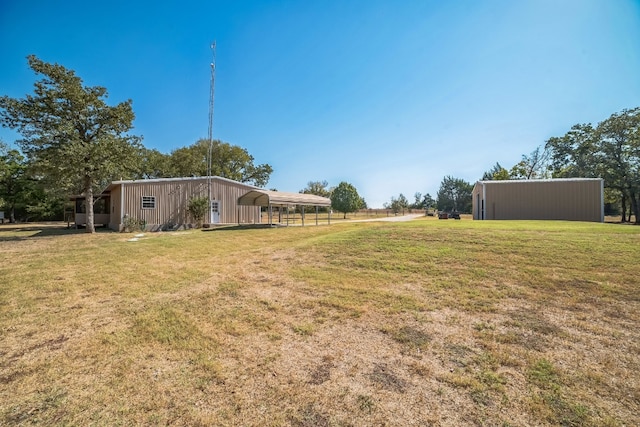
188,196,209,228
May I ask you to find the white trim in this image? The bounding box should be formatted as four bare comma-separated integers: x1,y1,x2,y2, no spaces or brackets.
120,182,124,231
110,175,260,189
477,178,603,185
141,195,156,209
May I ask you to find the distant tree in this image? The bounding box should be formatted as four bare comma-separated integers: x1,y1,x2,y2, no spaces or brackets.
297,181,333,213
422,193,436,210
300,180,332,197
168,139,273,187
397,193,409,214
509,145,551,180
436,176,473,213
385,197,399,214
386,193,409,215
331,181,362,219
482,162,510,180
0,55,142,233
411,192,424,209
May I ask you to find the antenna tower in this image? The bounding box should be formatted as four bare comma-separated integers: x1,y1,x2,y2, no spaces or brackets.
207,41,216,223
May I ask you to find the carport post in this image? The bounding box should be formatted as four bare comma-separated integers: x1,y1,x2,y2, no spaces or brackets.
268,203,273,225
316,206,319,226
301,206,305,226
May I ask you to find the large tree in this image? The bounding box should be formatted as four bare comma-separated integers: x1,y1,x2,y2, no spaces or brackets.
0,55,142,232
546,108,640,223
0,142,30,222
169,138,273,187
137,147,172,179
330,181,362,219
436,176,473,213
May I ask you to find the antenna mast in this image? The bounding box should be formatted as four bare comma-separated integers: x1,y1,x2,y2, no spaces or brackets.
207,41,216,223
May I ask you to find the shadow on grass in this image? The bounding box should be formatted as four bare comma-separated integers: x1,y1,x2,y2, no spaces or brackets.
202,224,282,232
0,222,113,241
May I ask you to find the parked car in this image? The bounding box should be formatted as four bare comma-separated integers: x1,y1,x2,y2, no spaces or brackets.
438,211,461,220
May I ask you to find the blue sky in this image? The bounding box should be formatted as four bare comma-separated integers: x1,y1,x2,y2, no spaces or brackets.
1,0,639,208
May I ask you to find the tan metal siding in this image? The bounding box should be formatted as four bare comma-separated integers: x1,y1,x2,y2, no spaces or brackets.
109,186,122,230
476,180,602,221
210,180,262,224
472,183,483,220
120,178,260,229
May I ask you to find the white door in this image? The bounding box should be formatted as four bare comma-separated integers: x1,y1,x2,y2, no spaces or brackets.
210,200,220,224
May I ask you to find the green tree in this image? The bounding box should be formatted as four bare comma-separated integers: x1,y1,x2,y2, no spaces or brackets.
411,192,423,209
299,180,332,213
385,193,409,214
169,138,273,187
397,193,409,214
358,196,367,210
509,145,551,179
596,108,640,223
300,180,332,197
0,142,30,222
330,181,362,219
187,196,209,228
422,193,436,209
137,147,172,179
0,55,142,232
546,108,640,223
481,162,510,180
436,176,473,213
546,123,598,178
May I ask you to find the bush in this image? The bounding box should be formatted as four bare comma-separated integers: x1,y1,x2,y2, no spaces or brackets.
188,196,209,228
122,215,146,232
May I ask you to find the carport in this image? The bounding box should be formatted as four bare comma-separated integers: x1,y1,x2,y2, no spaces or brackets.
238,190,332,226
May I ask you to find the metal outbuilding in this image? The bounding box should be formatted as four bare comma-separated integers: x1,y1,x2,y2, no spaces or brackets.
72,176,262,230
472,178,604,222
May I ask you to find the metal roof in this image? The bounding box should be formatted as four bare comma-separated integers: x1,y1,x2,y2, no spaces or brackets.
238,190,332,207
105,176,259,191
476,178,602,185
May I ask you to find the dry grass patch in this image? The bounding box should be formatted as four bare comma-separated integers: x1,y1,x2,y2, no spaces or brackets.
1,220,639,426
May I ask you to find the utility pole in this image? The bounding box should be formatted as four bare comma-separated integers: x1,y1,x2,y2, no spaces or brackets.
207,41,216,224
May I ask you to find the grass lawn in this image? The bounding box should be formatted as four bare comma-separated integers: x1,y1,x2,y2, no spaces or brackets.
1,218,638,426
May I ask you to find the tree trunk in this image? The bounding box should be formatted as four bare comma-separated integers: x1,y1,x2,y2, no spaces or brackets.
9,206,15,223
621,193,628,222
84,176,95,233
630,191,640,224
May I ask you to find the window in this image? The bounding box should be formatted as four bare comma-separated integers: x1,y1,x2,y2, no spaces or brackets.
75,197,110,214
141,196,156,209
